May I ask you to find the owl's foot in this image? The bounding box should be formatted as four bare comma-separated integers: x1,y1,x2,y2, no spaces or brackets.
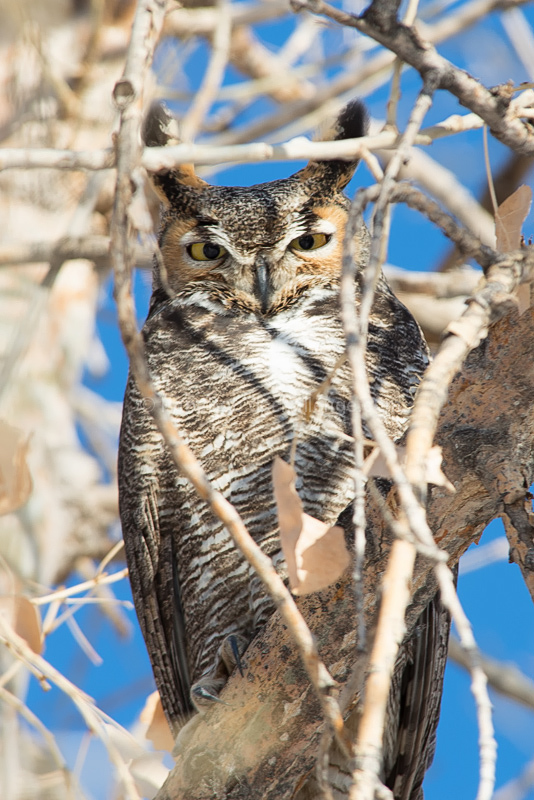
189,634,249,714
190,676,228,710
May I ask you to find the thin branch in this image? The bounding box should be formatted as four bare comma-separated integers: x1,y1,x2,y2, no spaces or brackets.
385,0,420,127
179,0,232,143
0,235,111,267
363,83,437,335
219,0,528,146
376,145,495,249
32,568,129,606
0,148,115,171
338,173,533,800
436,561,497,800
162,0,291,38
0,618,142,800
448,636,534,711
0,114,492,172
493,756,534,800
404,248,532,491
483,123,499,217
348,80,437,800
225,22,316,106
0,686,76,800
294,0,534,155
109,0,353,763
5,87,527,175
500,7,534,82
349,541,417,800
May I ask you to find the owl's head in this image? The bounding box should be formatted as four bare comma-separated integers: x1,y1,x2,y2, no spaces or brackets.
144,100,369,316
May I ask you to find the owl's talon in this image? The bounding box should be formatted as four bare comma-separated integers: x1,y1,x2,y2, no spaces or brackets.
219,633,249,677
229,634,244,676
190,676,228,712
192,686,228,705
190,635,249,713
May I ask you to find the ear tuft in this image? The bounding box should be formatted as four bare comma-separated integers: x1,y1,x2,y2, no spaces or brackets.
143,101,180,149
299,98,369,193
143,101,206,202
332,99,369,142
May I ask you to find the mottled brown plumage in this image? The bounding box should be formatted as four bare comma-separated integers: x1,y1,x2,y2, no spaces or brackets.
118,100,449,798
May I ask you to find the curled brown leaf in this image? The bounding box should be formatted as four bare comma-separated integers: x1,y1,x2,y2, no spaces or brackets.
495,184,533,315
141,690,175,753
272,457,350,596
0,420,32,516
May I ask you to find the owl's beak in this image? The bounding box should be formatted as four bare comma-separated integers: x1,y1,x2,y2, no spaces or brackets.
254,256,271,313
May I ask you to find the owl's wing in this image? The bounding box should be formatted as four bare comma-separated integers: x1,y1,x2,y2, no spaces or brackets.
119,431,193,733
384,591,451,800
169,530,193,720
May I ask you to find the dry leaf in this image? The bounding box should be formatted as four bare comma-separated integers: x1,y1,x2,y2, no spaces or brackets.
495,185,532,315
14,596,42,654
0,595,43,654
363,444,455,492
424,446,455,492
272,457,302,588
294,515,349,596
495,185,532,252
515,285,532,316
0,420,32,515
141,690,175,752
272,457,350,596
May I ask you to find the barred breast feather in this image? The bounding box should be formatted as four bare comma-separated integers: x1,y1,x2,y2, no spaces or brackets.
119,270,430,716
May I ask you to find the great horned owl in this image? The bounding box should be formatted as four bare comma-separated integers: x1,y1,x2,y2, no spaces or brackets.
118,100,449,799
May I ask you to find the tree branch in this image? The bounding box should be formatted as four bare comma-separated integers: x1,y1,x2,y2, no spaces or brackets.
448,636,534,712
110,0,353,769
293,0,534,155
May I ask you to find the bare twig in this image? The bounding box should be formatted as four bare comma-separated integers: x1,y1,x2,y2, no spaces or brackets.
179,0,232,142
448,636,534,711
376,145,495,248
385,0,420,127
163,0,290,38
337,170,533,800
0,235,111,267
294,0,534,155
436,561,497,800
348,80,437,800
7,86,527,176
0,148,115,171
0,116,490,172
226,22,315,105
500,7,534,81
493,756,534,800
109,0,353,763
483,123,499,217
404,249,532,491
0,685,76,800
0,618,142,800
349,541,417,800
32,568,129,606
218,0,528,146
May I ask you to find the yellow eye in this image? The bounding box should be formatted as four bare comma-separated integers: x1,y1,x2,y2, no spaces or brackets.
290,233,330,252
188,242,227,261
